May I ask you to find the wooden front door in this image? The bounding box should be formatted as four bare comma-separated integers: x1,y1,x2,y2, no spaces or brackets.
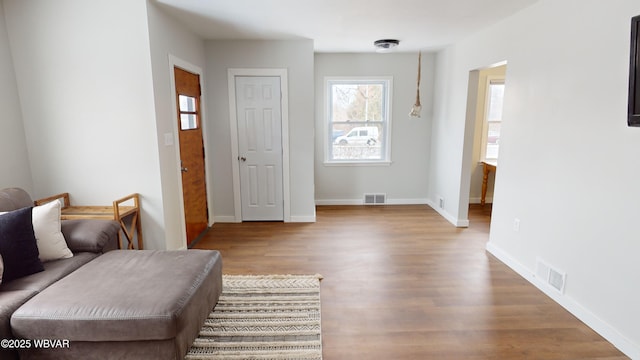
174,67,208,245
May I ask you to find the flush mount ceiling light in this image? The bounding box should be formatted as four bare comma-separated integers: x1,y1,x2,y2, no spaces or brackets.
374,39,399,53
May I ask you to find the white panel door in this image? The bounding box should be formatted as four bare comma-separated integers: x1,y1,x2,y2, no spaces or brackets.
235,76,284,221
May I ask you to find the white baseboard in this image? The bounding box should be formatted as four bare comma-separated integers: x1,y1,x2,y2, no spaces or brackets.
314,198,429,206
468,196,493,204
289,215,316,223
313,198,470,227
425,199,469,227
314,199,361,206
213,215,240,223
213,215,316,223
386,198,429,205
486,242,640,360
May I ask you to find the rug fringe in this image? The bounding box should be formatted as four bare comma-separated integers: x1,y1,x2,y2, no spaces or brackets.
223,274,323,280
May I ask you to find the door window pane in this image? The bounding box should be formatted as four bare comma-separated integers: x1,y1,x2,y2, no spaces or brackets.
179,95,196,112
180,114,198,130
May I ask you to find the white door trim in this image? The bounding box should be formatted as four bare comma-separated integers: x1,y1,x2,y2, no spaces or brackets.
168,54,214,247
228,68,290,222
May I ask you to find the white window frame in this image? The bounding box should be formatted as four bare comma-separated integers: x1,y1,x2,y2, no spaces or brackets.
324,76,393,165
481,76,505,161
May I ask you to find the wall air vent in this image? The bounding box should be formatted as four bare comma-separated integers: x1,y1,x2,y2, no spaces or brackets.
364,193,386,205
535,258,567,294
548,268,566,293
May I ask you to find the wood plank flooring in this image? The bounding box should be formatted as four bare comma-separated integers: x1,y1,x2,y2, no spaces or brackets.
193,205,628,359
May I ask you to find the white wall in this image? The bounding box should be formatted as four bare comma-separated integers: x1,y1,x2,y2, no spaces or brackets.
433,0,640,356
0,2,32,192
204,40,316,222
146,1,206,249
4,0,167,249
314,53,434,205
429,46,473,226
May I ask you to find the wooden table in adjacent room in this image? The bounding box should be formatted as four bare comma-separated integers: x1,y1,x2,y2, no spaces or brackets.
481,160,497,206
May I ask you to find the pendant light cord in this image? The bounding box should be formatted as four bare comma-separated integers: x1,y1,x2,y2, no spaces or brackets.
415,51,421,106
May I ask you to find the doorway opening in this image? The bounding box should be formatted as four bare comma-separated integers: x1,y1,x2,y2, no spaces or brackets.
465,63,507,220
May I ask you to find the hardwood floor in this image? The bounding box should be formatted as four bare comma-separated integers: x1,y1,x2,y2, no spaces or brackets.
193,205,628,359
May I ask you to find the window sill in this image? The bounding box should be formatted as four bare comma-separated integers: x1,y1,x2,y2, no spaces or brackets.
478,159,498,166
323,161,392,167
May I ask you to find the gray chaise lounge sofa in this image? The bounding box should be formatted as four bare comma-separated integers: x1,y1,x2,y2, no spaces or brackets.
0,188,223,359
0,187,120,360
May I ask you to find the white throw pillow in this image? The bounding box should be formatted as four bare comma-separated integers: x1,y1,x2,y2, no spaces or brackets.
31,201,73,262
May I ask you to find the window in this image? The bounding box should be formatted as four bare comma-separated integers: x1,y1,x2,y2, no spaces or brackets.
482,78,505,160
178,94,199,130
325,77,392,164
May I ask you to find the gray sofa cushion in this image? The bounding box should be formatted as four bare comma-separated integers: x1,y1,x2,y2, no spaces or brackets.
0,250,103,360
61,220,120,253
0,252,98,293
19,339,177,360
0,290,35,360
12,250,222,343
0,251,100,351
0,290,37,339
0,188,33,212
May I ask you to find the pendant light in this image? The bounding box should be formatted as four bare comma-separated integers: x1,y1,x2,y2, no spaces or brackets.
409,51,422,118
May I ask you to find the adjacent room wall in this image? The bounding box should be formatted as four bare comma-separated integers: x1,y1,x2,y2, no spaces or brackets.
204,40,316,222
0,2,32,192
3,0,167,249
314,53,434,205
468,65,507,204
432,0,640,356
146,0,207,249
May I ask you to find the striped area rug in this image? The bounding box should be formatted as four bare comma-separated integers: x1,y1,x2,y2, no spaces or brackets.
186,274,323,360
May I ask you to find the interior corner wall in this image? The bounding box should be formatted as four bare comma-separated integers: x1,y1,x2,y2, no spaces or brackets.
146,0,206,250
433,0,640,356
204,40,316,222
314,53,434,205
429,47,470,226
0,2,32,191
3,0,167,250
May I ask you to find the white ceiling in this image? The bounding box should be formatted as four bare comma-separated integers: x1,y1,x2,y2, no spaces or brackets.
154,0,538,53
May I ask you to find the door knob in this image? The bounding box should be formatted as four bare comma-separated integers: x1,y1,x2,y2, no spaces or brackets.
181,167,188,172
240,157,246,162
